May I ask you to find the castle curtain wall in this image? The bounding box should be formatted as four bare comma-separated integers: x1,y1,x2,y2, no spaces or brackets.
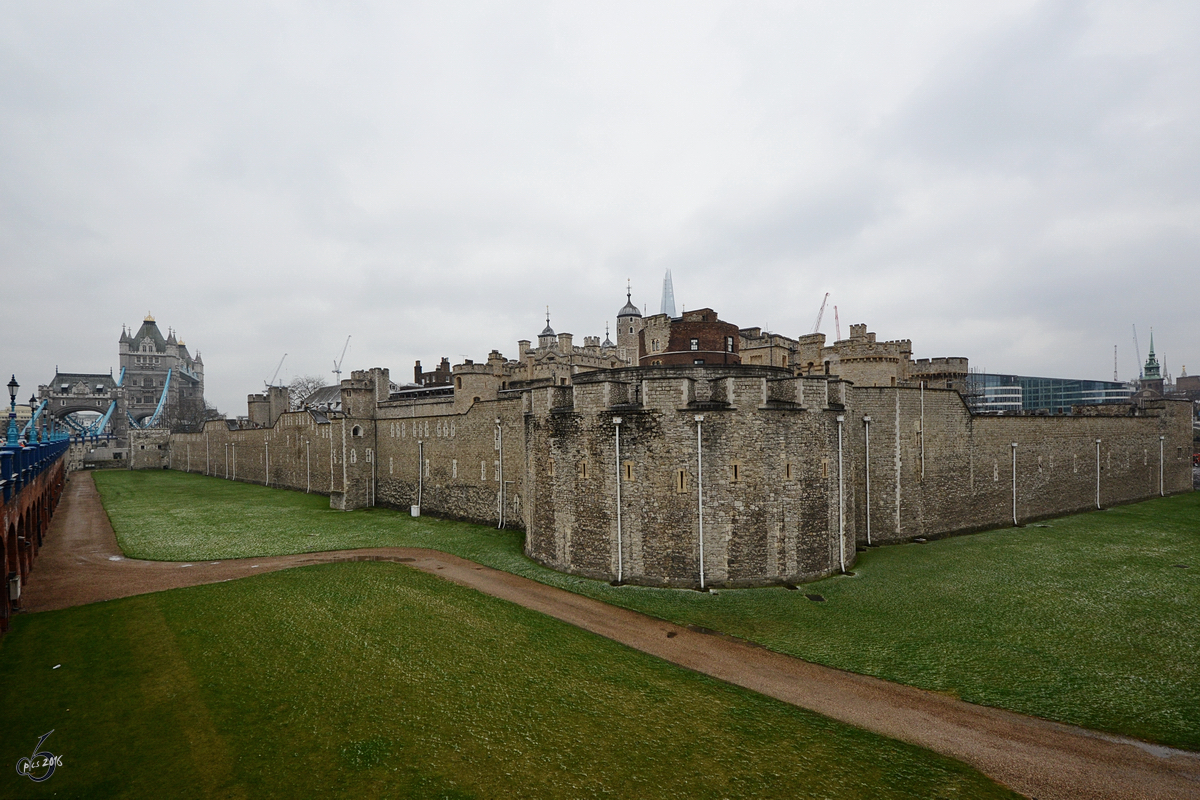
165,370,1193,589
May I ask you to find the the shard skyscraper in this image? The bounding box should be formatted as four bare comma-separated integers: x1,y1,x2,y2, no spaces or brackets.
660,269,677,318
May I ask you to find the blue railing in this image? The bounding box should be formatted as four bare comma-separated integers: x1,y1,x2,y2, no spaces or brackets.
1,438,71,505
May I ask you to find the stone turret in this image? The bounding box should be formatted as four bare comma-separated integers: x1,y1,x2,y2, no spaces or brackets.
538,310,556,350
616,283,644,365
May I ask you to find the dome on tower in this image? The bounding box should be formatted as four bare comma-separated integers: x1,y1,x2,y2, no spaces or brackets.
618,283,641,318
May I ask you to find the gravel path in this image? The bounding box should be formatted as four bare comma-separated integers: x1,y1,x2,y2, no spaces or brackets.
20,472,1200,800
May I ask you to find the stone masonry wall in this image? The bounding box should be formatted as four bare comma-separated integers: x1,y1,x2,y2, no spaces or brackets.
163,365,1193,588
851,388,1192,543
523,369,856,588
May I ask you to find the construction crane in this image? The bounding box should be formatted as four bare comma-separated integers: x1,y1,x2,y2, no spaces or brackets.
1132,325,1143,380
811,293,830,334
265,354,287,389
834,306,841,341
333,336,351,382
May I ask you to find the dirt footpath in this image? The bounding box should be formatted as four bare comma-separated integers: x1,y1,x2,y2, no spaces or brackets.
19,473,1200,800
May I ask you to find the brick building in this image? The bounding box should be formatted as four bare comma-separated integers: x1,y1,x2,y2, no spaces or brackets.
639,308,740,366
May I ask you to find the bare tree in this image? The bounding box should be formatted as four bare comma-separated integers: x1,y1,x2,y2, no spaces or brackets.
288,375,327,410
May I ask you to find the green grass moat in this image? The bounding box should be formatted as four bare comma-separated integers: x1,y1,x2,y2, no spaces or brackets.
94,469,1200,750
1,561,1018,799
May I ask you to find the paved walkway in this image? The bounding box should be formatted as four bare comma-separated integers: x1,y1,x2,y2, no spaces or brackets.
20,472,1200,800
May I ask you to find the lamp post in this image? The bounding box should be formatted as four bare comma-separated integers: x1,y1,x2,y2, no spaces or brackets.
6,375,19,446
28,394,39,444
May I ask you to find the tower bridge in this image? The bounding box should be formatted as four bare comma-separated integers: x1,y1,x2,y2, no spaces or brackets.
35,314,206,449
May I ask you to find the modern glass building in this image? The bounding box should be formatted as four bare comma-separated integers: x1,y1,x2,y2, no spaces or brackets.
964,372,1135,414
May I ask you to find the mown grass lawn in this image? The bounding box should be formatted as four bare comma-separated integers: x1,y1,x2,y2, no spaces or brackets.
0,562,1018,799
94,470,1200,750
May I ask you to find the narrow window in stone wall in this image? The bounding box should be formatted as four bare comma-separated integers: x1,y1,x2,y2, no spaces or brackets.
390,457,393,475
623,461,634,482
494,460,500,481
425,459,430,477
690,338,699,351
785,462,793,480
821,458,829,479
578,461,588,480
730,461,742,482
481,460,487,480
676,469,688,493
452,459,458,479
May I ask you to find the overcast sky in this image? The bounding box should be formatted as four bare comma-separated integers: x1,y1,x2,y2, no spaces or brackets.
3,0,1197,415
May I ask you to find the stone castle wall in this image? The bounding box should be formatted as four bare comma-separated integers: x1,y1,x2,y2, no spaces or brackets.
850,386,1192,543
522,369,854,587
164,366,1193,588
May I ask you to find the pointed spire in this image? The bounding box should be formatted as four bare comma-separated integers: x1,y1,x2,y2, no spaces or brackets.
1143,327,1162,379
618,279,641,318
660,269,677,318
602,322,614,348
540,306,555,337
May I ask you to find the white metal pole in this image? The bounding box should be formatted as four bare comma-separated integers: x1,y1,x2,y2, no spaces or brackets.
306,439,311,493
863,416,871,546
614,416,623,583
186,442,190,472
496,418,504,529
1096,438,1102,509
695,415,705,590
206,432,209,475
232,442,236,481
225,442,228,479
837,415,845,573
920,382,925,480
1159,435,1165,496
418,439,424,510
1011,442,1018,526
265,440,269,486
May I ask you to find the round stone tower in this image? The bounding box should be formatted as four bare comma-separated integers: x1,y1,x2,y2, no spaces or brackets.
616,283,643,365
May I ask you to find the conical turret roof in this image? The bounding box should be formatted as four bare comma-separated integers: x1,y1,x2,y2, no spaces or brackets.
618,282,641,318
